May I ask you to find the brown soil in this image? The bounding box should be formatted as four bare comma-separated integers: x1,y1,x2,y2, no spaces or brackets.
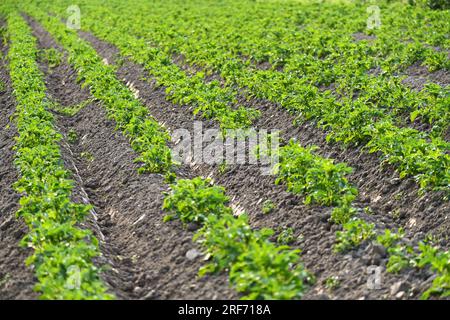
403,61,450,91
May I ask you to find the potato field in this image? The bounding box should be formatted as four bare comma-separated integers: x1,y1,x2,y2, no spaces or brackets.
0,0,449,301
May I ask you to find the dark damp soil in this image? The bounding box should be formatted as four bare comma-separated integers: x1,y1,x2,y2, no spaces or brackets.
25,16,236,300
74,28,448,299
0,25,37,300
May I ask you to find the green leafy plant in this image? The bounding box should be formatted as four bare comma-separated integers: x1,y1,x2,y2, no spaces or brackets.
331,200,357,225
229,239,313,300
412,0,450,10
262,199,276,215
275,140,357,207
195,213,261,275
376,228,404,248
276,227,295,245
80,151,94,162
385,240,450,298
386,244,415,273
416,243,450,299
67,129,78,144
334,219,375,253
51,98,93,117
163,177,231,224
40,47,63,68
218,161,228,175
163,171,177,184
324,276,340,290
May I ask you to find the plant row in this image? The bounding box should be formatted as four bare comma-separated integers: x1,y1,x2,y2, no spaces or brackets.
6,12,112,299
27,9,173,174
163,177,314,299
42,3,259,131
273,140,448,299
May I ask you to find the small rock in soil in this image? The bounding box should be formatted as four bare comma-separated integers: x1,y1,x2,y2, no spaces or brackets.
186,249,201,261
141,289,156,300
175,256,184,265
381,186,390,194
390,281,410,296
372,195,382,203
0,217,13,231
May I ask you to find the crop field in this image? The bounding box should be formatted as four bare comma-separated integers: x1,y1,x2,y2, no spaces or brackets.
0,0,449,301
